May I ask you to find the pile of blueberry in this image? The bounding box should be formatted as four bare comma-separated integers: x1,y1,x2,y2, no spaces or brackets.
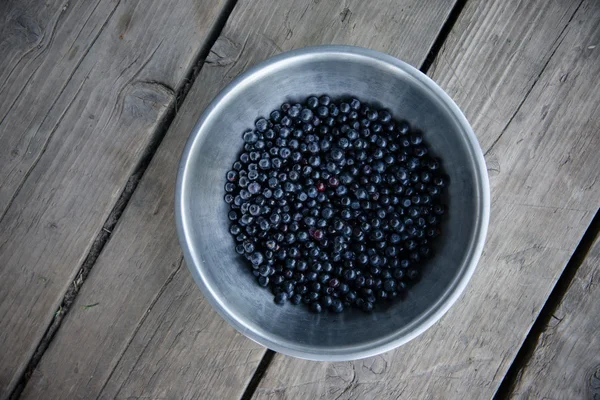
224,95,447,313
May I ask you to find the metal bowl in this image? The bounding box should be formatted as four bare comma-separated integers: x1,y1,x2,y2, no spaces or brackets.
176,45,489,361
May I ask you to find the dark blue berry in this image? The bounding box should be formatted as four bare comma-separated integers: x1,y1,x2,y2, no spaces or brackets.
331,148,344,161
250,252,263,265
367,110,378,121
255,118,269,132
274,292,288,304
319,95,331,106
227,97,447,314
248,182,261,194
317,106,329,118
300,108,314,122
307,96,319,109
243,131,258,144
290,293,302,304
310,302,323,313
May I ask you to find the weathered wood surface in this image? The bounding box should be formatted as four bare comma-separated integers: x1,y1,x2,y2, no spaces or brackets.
0,0,118,216
21,0,462,398
253,0,600,399
426,0,583,151
0,0,228,396
509,231,600,399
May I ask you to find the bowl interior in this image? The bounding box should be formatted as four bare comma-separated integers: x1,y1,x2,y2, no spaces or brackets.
179,49,486,359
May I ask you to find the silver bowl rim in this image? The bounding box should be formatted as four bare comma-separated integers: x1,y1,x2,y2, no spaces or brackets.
176,45,490,361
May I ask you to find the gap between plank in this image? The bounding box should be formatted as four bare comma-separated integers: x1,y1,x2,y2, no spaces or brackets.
493,208,600,399
96,258,185,400
484,0,584,157
420,0,468,74
236,2,472,399
240,350,276,400
8,0,239,398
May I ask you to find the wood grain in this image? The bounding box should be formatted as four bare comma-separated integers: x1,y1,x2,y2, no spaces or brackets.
426,0,583,151
21,0,460,398
253,0,600,399
0,0,120,216
0,0,228,396
509,230,600,399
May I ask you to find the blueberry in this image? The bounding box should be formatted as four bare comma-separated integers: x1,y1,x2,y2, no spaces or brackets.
309,155,321,167
281,116,292,127
288,105,301,118
258,264,270,276
259,159,271,170
255,118,269,132
243,131,258,144
307,96,319,109
331,148,344,161
338,137,350,149
282,280,295,293
259,219,270,231
344,269,356,280
274,292,288,304
290,293,302,305
284,182,295,192
318,95,331,106
250,252,264,265
300,108,314,122
319,295,333,308
226,171,238,182
317,106,329,118
248,182,261,195
367,110,378,121
397,120,410,135
258,276,269,287
330,299,344,313
379,111,391,123
310,302,323,313
308,291,320,302
410,133,423,145
229,224,241,235
383,279,397,292
319,208,333,219
336,185,348,196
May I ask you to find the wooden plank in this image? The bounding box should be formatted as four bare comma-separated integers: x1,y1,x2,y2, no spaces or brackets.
253,0,600,399
0,0,120,216
98,267,267,400
426,0,582,151
0,0,229,396
508,229,600,399
21,0,459,398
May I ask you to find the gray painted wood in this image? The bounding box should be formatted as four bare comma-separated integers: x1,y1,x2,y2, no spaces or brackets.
253,0,600,399
0,0,228,396
21,0,459,398
509,232,600,399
